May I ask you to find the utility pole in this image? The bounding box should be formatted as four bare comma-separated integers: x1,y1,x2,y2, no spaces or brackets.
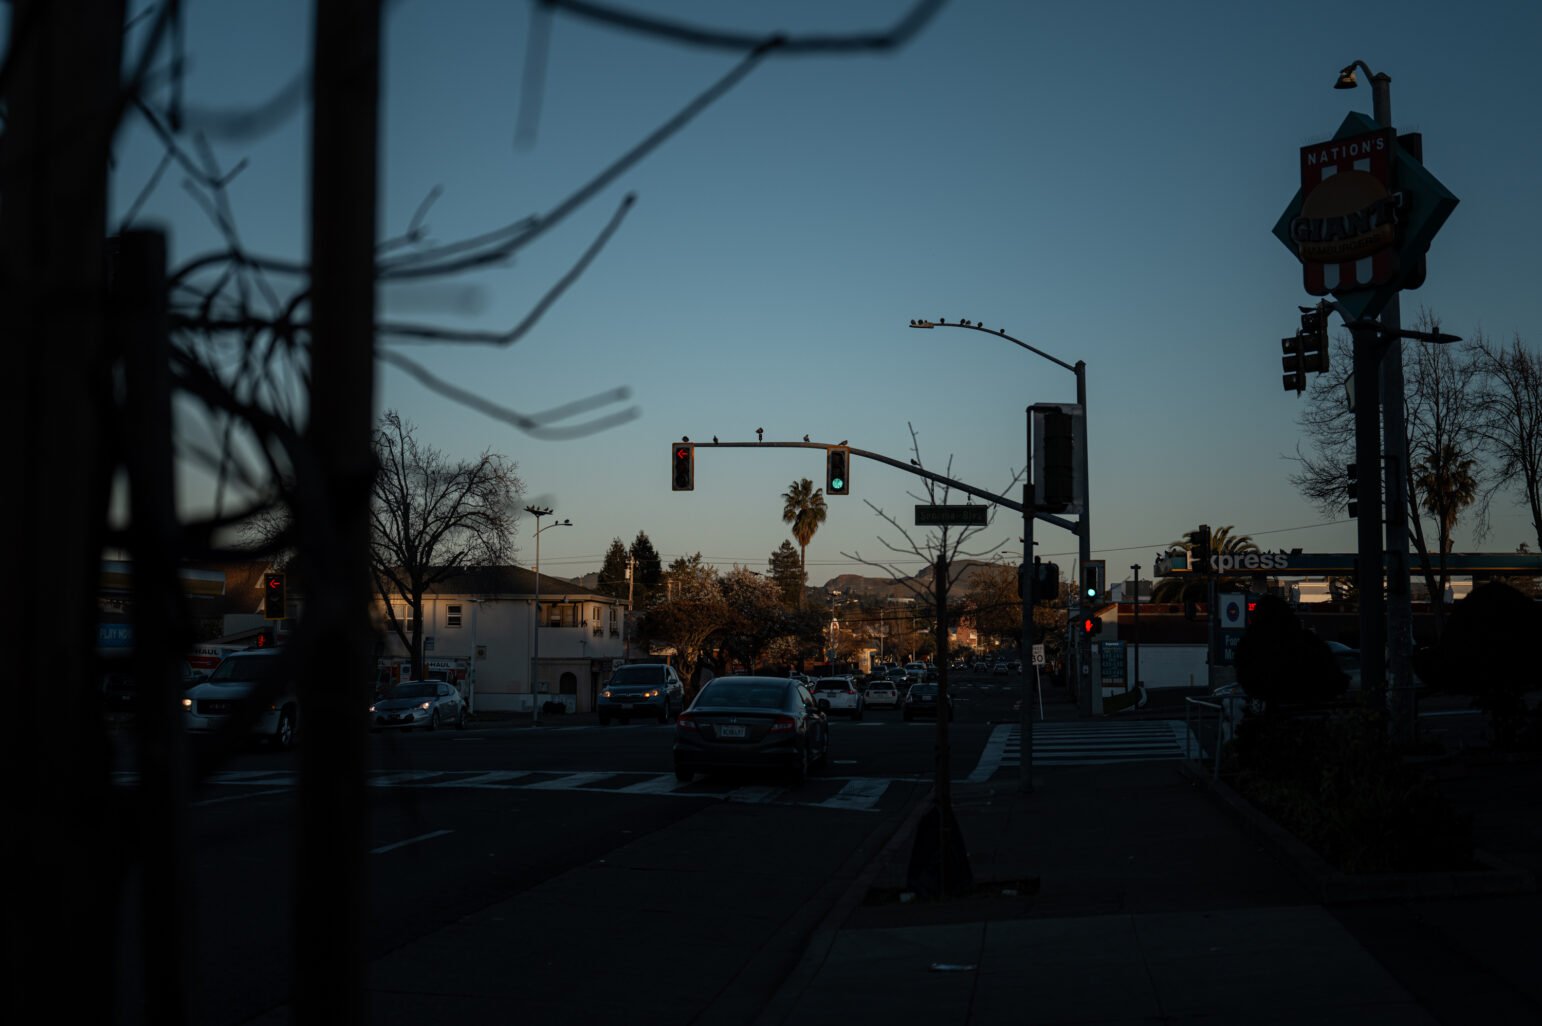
296,1,381,1022
625,554,635,660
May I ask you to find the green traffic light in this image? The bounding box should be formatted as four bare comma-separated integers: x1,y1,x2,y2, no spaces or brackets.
831,477,844,490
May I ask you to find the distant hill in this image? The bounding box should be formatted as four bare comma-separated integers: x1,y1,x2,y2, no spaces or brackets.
819,560,1007,599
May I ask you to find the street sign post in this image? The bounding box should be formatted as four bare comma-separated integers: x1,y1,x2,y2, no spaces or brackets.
914,504,989,527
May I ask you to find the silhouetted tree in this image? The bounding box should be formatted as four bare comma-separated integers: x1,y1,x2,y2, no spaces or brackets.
1234,595,1348,707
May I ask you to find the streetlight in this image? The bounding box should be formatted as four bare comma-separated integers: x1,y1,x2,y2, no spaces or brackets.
911,317,1094,790
525,505,571,725
1332,59,1414,738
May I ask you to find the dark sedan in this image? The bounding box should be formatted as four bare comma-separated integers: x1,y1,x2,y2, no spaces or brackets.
673,676,829,786
902,682,954,721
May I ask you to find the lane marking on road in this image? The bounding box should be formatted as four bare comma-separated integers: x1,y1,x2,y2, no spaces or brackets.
371,829,454,855
833,759,859,765
430,770,531,788
192,788,291,808
1418,709,1482,717
817,778,890,811
966,723,1014,782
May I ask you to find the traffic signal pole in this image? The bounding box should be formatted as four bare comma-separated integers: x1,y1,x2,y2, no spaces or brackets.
1351,324,1388,701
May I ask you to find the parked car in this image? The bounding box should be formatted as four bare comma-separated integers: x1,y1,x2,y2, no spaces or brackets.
863,680,900,709
673,676,829,785
812,676,864,719
902,682,954,721
904,661,927,684
599,662,685,724
181,648,299,749
370,679,465,731
923,663,940,682
992,661,1009,676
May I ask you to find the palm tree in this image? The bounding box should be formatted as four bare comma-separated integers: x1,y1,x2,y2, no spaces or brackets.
1151,524,1261,603
1413,442,1478,557
781,478,827,606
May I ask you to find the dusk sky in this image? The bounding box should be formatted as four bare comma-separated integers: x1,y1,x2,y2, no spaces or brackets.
98,0,1542,587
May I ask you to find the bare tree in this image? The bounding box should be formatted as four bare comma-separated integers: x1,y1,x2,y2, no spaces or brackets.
1470,331,1542,554
639,554,726,689
840,424,1024,897
1288,310,1485,628
370,411,523,679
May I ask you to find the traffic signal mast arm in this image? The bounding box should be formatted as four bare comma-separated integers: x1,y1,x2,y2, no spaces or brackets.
683,438,1077,532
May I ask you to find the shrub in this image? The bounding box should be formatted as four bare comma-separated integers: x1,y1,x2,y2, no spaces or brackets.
1432,582,1542,749
1229,708,1472,873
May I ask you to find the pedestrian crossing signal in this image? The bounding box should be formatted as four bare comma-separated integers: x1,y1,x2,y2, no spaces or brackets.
1081,616,1102,635
672,444,694,491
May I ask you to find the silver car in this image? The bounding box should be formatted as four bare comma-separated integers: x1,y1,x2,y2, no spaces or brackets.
371,680,466,731
182,648,299,748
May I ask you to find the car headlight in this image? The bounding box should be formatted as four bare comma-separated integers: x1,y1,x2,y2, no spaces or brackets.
182,697,192,709
369,704,377,713
643,689,660,698
602,689,612,699
418,701,432,711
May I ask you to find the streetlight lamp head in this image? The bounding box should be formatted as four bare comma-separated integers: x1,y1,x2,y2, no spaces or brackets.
1334,65,1359,89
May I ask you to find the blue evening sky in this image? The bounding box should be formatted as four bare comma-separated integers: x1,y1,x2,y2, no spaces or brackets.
102,0,1542,586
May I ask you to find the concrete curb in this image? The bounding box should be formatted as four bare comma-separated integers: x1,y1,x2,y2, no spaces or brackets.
743,783,937,1026
1180,759,1536,904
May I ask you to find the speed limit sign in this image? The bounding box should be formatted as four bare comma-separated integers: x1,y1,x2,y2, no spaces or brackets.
1032,645,1046,667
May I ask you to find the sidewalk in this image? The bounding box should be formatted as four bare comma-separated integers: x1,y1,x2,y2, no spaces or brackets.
759,688,1542,1025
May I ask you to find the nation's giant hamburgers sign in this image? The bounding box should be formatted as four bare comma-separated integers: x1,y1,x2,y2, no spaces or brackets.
1273,112,1457,322
1292,127,1400,294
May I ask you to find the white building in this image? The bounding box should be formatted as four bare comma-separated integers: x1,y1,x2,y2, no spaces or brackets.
374,566,628,715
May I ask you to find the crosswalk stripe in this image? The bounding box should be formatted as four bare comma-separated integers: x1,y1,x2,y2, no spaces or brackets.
430,771,531,788
618,774,689,795
523,771,616,790
993,719,1192,768
817,778,890,811
369,771,447,787
724,785,780,804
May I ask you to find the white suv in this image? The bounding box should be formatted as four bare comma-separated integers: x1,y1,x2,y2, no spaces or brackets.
812,676,864,719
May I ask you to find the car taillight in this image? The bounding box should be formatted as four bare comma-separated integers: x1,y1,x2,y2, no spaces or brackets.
768,715,797,733
676,715,699,733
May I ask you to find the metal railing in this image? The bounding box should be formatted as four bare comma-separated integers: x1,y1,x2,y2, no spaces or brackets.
1183,696,1241,781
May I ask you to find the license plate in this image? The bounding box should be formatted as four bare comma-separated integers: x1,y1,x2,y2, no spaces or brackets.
717,725,746,739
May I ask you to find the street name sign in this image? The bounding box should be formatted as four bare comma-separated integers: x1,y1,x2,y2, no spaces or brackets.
914,504,988,526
